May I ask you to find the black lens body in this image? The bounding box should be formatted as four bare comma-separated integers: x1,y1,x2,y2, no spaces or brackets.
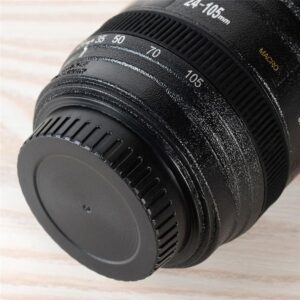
18,0,300,281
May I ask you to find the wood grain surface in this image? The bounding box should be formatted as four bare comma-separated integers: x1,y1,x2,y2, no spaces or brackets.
0,1,299,299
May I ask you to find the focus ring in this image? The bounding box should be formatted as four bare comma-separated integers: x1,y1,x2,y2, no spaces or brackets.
28,111,179,270
99,11,289,210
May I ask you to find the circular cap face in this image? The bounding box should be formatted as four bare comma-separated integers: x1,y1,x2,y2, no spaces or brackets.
18,108,181,280
36,154,140,263
18,137,157,281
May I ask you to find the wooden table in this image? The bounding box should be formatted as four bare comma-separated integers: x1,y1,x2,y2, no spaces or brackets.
1,1,299,299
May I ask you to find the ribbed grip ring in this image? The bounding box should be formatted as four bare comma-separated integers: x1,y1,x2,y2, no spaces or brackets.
19,108,181,280
99,10,289,210
32,112,178,268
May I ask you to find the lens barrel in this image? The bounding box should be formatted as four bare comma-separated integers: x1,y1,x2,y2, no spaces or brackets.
18,0,300,281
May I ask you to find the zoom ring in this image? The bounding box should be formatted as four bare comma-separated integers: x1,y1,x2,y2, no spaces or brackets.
99,11,289,210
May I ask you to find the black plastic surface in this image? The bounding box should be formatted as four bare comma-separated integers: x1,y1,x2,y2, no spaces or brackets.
17,0,300,282
18,107,187,281
99,9,289,211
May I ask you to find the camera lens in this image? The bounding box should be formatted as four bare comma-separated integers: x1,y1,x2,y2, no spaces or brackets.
18,0,300,281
